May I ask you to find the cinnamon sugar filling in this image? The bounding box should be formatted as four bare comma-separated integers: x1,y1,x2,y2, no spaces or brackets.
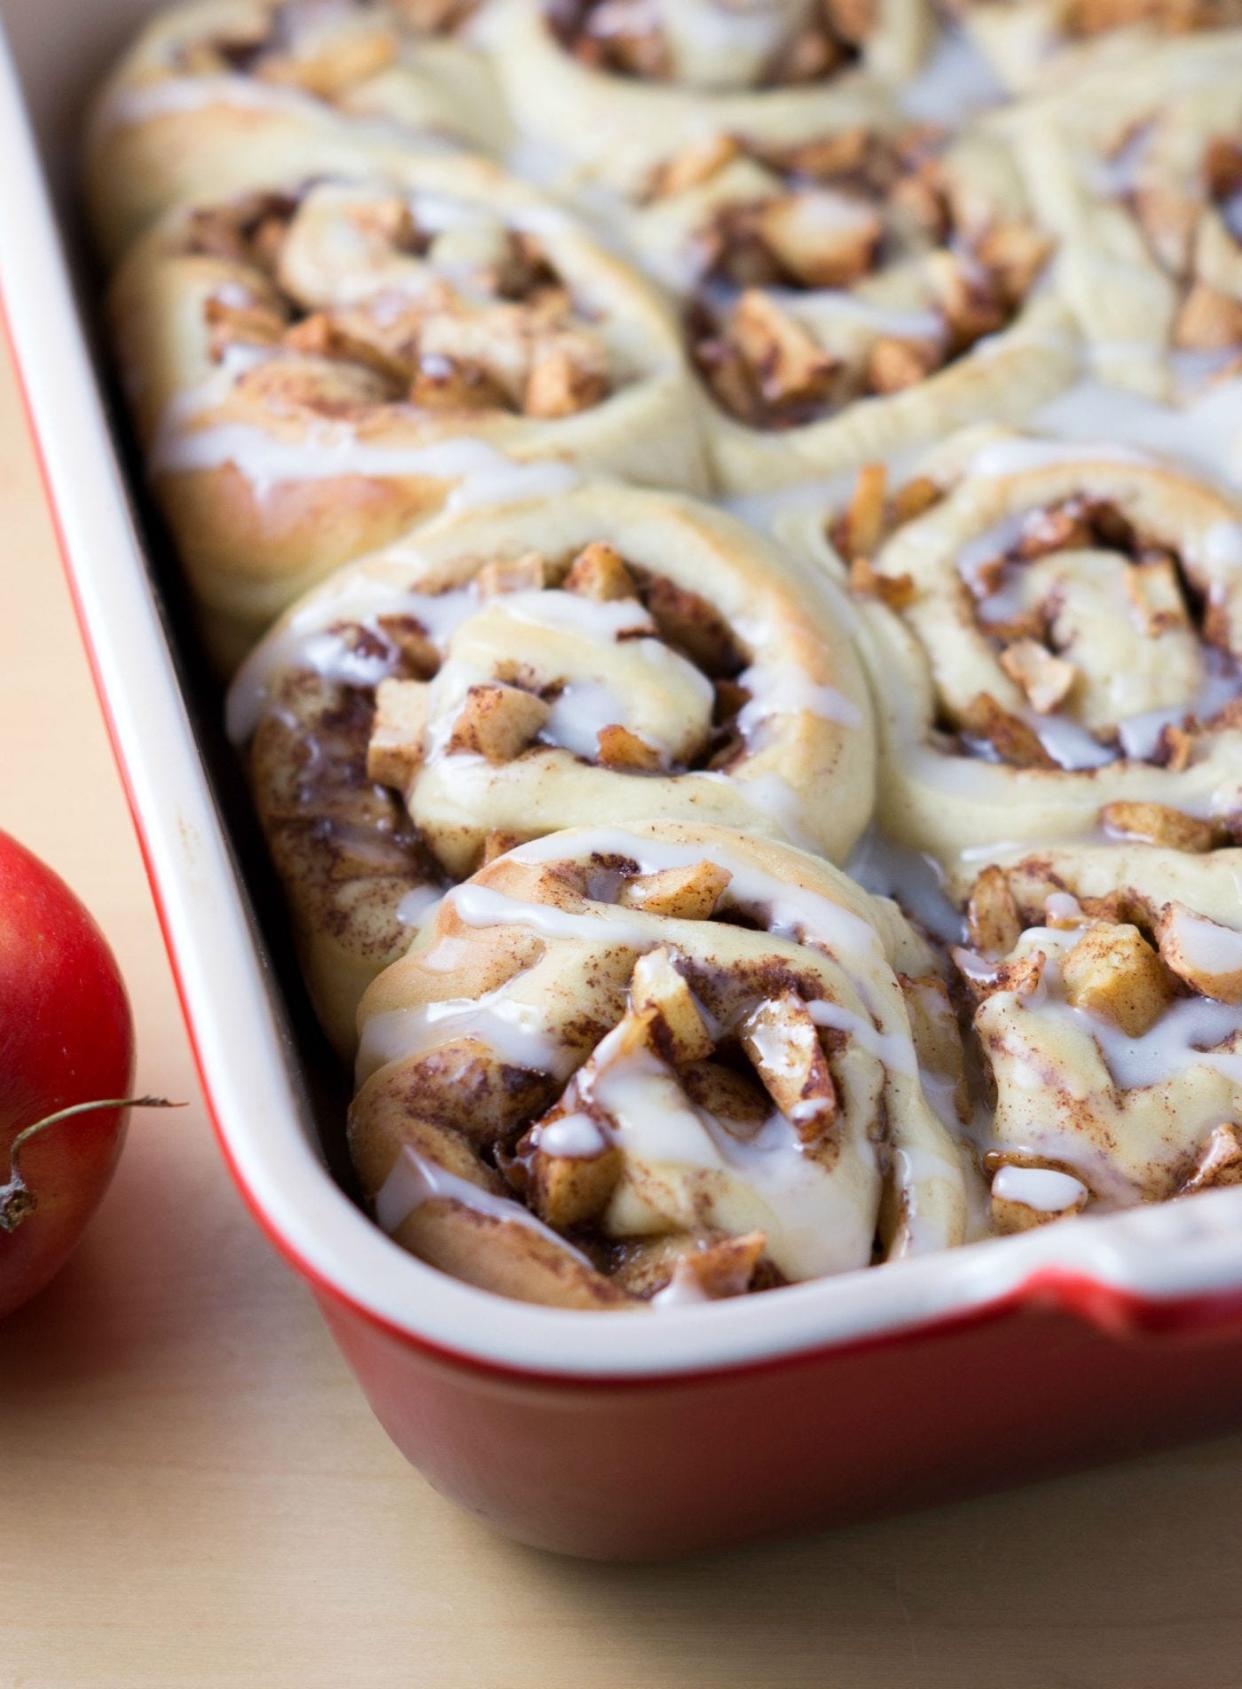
252,546,760,874
174,0,477,88
545,0,869,89
679,128,1051,430
950,861,1242,1219
184,185,614,423
836,466,1242,798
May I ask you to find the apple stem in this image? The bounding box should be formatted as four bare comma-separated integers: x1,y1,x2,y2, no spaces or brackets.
0,1095,184,1234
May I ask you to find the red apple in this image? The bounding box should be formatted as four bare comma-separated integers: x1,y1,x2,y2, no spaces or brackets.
0,830,136,1319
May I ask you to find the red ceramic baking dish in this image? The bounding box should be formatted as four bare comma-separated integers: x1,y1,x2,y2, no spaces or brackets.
6,0,1242,1562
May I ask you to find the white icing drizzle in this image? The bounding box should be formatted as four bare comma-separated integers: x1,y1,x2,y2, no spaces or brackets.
91,72,326,137
374,1144,593,1266
225,573,476,743
153,415,585,509
534,1112,610,1158
1043,891,1083,925
806,998,917,1077
1164,909,1242,982
487,589,653,639
419,587,714,766
1116,660,1242,761
735,659,863,743
357,983,575,1081
450,879,656,947
586,1023,877,1280
507,828,885,964
968,437,1156,478
846,829,966,944
1017,975,1242,1091
953,509,1242,772
541,680,632,759
1021,712,1115,773
443,458,582,512
650,1258,712,1309
992,1163,1087,1213
395,883,442,927
768,290,947,344
1031,378,1242,485
900,28,1007,125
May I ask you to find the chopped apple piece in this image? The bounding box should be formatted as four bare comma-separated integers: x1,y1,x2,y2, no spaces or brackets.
739,992,836,1138
1062,922,1173,1038
596,724,663,771
967,864,1022,956
1179,1123,1242,1194
565,541,636,602
1156,903,1242,1003
367,678,429,789
1100,801,1214,853
475,551,546,597
446,683,550,762
1000,639,1076,715
525,1129,623,1229
628,948,715,1064
991,1163,1088,1234
617,861,732,919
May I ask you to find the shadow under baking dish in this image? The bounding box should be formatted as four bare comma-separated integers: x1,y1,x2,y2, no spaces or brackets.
6,0,1242,1560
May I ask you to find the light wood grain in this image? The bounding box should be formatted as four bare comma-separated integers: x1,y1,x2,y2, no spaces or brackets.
1,336,1240,1689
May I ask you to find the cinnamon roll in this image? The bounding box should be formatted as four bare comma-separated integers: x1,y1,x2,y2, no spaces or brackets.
952,844,1242,1224
85,0,503,261
484,0,923,196
948,0,1242,95
109,156,708,665
349,821,974,1308
229,482,876,1047
635,114,1076,491
789,430,1242,869
1003,36,1242,405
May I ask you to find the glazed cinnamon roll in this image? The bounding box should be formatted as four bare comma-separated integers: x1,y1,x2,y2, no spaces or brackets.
1003,36,1242,405
349,822,974,1308
633,115,1075,491
483,0,923,196
948,0,1242,94
788,430,1242,869
229,482,876,1048
109,156,707,665
952,845,1242,1224
85,0,503,261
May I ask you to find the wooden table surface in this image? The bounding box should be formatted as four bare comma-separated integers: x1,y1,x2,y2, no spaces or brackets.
1,339,1240,1689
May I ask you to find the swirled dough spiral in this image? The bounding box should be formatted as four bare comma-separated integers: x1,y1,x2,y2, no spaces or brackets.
951,844,1242,1226
484,0,927,196
631,113,1078,491
85,0,505,260
1002,36,1242,406
786,429,1242,869
349,821,973,1308
109,153,708,663
947,0,1242,94
229,481,877,1049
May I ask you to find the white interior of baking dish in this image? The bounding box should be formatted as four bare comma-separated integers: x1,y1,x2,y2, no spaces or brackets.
4,0,1242,1379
